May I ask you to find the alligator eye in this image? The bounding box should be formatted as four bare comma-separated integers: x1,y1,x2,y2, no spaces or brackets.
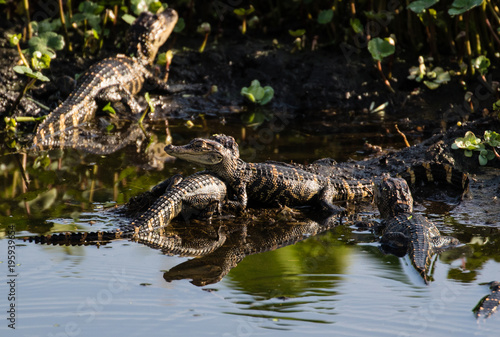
192,140,204,147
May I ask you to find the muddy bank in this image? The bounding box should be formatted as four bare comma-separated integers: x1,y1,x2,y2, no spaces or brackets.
1,32,499,133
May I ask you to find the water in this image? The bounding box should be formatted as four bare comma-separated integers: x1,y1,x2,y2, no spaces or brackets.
0,115,499,336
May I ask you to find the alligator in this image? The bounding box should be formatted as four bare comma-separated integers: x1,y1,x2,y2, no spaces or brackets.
373,176,460,283
27,171,227,245
164,134,373,214
30,9,178,153
473,281,500,319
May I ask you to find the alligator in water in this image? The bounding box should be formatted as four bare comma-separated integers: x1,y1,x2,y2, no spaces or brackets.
164,134,373,214
473,281,500,319
27,172,227,245
373,176,460,283
30,9,178,153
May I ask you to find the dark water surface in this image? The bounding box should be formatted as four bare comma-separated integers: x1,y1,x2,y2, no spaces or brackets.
1,115,499,336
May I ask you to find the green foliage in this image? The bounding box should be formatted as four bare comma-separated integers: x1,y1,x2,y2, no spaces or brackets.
452,131,484,154
102,102,116,115
452,130,499,165
13,66,50,82
408,0,440,13
233,6,255,16
288,29,306,37
174,17,185,32
72,1,105,33
130,0,164,15
8,33,21,46
484,130,500,147
31,52,52,70
448,0,484,16
28,32,65,59
367,37,395,62
473,56,490,76
122,13,136,25
317,9,333,24
240,80,274,105
31,19,62,34
408,57,451,89
350,18,363,34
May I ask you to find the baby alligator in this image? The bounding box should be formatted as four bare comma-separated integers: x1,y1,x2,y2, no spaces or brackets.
27,172,227,245
164,134,373,213
31,9,178,152
473,281,500,319
374,177,459,283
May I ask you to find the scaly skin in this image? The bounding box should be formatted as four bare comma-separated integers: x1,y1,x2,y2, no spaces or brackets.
27,172,227,245
164,134,373,213
164,214,341,286
474,281,500,319
31,9,178,153
374,177,459,283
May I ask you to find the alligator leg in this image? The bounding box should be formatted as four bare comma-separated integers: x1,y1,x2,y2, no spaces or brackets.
225,182,247,211
318,186,346,214
96,85,142,115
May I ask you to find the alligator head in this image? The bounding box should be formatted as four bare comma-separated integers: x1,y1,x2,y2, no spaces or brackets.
165,134,240,165
126,8,178,65
375,177,414,218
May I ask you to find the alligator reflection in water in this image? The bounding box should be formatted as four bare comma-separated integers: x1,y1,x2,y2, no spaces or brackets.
162,212,341,286
29,120,172,170
27,208,342,287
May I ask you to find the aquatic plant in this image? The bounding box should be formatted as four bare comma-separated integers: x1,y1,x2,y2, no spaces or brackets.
234,5,254,35
452,130,500,165
197,22,211,53
240,80,274,106
408,56,451,90
367,37,395,93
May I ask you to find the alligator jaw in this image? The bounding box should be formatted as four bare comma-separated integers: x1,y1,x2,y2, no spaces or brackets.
164,143,224,165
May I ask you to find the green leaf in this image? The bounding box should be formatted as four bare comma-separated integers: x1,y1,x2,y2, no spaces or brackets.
102,102,116,115
478,153,488,165
423,80,440,89
240,80,274,105
288,29,306,37
28,32,65,58
32,18,62,34
464,149,473,157
473,55,490,76
260,86,274,105
31,52,52,70
174,17,185,33
8,33,22,47
13,66,50,81
484,130,500,147
79,0,104,15
448,0,483,16
234,6,254,16
433,68,451,83
367,37,395,62
493,100,500,111
122,14,136,25
318,9,334,24
350,18,363,34
144,92,155,113
148,1,165,13
407,0,440,14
